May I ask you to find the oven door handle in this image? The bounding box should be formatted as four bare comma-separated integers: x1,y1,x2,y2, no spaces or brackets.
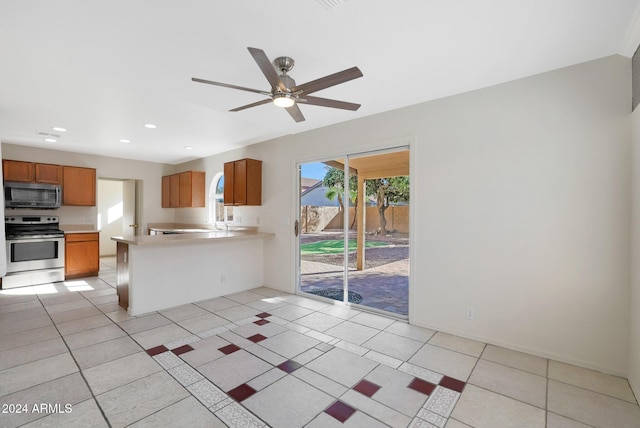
6,237,65,244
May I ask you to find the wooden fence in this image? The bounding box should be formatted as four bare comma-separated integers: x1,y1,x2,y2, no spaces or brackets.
301,205,409,233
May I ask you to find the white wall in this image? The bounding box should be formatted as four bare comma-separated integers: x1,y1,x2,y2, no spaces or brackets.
178,55,632,376
127,237,265,316
630,107,640,397
97,179,123,256
1,144,174,233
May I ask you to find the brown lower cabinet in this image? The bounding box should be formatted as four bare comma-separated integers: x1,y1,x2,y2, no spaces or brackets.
65,233,100,279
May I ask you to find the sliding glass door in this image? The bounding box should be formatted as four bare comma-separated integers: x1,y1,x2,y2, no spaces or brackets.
297,147,410,317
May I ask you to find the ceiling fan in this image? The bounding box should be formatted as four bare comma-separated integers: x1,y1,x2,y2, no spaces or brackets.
192,47,363,123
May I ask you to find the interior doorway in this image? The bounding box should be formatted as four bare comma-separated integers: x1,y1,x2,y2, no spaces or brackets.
97,178,140,257
297,147,410,317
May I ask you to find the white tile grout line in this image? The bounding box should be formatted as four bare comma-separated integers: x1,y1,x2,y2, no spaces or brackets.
33,289,113,427
1,286,470,428
148,307,440,426
0,289,456,427
7,285,638,427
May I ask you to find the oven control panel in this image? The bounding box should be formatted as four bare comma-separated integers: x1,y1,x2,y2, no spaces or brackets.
5,216,59,225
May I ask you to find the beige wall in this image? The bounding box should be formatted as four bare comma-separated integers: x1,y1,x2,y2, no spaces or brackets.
97,179,123,256
178,55,632,378
2,53,632,389
300,206,340,233
1,144,174,235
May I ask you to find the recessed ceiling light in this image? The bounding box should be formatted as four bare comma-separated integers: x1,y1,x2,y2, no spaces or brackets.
120,139,131,143
144,123,157,129
52,126,66,132
184,146,193,150
44,138,57,143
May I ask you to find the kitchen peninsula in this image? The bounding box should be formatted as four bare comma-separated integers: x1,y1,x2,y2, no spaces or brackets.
111,228,273,316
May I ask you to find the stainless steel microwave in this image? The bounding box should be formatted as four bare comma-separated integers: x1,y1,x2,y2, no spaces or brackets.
4,182,62,209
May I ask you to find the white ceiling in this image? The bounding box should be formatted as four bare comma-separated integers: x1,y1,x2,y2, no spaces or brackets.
1,0,639,165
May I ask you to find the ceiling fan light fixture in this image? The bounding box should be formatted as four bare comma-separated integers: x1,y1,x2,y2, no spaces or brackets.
273,93,295,108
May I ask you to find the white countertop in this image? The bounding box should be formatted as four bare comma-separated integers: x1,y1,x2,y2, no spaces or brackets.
111,230,273,246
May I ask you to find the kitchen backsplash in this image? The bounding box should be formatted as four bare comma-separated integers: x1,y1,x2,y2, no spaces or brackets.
174,205,262,227
4,205,97,227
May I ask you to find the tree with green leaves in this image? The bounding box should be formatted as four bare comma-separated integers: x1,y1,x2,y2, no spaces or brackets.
323,166,409,234
368,176,410,235
323,167,358,228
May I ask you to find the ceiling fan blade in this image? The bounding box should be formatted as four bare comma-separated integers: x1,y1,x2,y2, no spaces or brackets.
298,95,361,111
247,47,286,92
230,98,273,112
191,77,270,96
285,104,305,122
292,66,363,95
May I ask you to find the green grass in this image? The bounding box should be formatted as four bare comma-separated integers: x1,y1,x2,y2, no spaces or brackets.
300,239,388,255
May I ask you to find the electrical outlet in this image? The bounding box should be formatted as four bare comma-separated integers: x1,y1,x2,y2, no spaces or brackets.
220,275,226,284
465,308,475,320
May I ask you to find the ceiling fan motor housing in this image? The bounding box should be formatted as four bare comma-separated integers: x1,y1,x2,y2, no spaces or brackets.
272,56,295,74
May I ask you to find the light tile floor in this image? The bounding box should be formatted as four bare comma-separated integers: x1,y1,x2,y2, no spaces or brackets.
0,258,638,427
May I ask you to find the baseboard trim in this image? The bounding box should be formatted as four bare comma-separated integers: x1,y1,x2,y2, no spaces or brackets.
410,320,629,379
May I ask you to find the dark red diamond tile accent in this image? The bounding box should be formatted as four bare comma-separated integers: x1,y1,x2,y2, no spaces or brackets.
325,400,356,423
218,344,241,355
277,360,302,373
247,334,267,343
256,312,272,318
408,377,437,395
439,376,465,393
227,383,257,402
146,345,169,356
171,344,194,356
353,379,381,397
254,319,270,326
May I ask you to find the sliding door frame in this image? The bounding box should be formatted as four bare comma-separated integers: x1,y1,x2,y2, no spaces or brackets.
294,137,415,320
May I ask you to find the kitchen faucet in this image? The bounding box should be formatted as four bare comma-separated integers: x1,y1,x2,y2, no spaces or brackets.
215,222,230,232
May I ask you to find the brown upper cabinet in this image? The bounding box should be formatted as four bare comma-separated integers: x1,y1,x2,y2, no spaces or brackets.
161,171,205,208
3,159,95,206
224,158,262,206
35,163,63,184
63,166,96,206
161,175,171,208
3,160,33,182
3,160,62,184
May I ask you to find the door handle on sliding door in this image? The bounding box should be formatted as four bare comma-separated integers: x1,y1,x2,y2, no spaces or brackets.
294,220,299,237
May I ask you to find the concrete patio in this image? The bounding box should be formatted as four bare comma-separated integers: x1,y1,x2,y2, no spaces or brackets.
300,258,409,316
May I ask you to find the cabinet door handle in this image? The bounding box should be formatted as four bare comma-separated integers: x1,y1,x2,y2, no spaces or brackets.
294,220,299,237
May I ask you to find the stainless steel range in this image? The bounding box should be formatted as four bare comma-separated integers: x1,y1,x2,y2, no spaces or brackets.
2,215,65,289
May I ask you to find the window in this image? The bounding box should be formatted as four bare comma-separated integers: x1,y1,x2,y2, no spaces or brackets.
209,172,233,223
